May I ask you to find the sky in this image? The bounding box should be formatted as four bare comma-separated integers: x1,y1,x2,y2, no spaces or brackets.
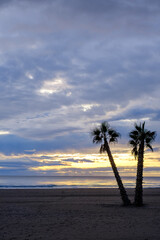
0,0,160,177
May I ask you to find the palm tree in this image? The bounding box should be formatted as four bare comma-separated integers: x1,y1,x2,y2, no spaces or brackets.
129,122,156,206
91,121,131,206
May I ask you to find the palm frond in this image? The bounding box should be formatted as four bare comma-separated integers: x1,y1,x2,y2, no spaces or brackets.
129,139,137,147
99,144,106,153
142,121,145,130
129,130,139,136
129,131,139,140
145,130,156,150
146,143,153,152
92,135,102,144
131,146,138,159
108,129,120,137
91,127,102,144
135,123,142,133
146,131,156,140
109,137,117,143
108,128,120,143
91,127,101,137
100,121,109,134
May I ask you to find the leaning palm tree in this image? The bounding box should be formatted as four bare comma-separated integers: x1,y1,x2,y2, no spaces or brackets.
91,121,131,206
129,122,156,206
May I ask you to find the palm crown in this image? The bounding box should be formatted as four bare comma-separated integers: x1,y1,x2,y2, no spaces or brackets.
129,122,156,158
91,121,120,153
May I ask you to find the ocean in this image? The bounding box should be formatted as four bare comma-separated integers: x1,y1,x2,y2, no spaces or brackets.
0,175,160,189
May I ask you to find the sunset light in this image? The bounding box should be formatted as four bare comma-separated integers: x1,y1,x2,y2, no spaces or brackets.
0,1,160,238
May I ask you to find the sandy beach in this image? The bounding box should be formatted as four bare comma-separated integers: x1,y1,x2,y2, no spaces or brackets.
0,188,160,240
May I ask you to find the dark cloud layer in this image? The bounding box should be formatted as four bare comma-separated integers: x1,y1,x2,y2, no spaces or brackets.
0,0,160,159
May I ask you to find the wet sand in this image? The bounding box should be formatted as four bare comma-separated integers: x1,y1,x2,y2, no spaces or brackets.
0,188,160,240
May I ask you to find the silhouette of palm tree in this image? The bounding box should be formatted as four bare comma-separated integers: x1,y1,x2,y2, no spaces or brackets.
129,122,156,206
91,121,131,206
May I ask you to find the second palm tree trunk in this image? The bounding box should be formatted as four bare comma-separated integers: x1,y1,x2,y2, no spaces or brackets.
135,140,144,206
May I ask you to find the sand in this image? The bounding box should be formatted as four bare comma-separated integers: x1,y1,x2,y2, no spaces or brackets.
0,188,160,240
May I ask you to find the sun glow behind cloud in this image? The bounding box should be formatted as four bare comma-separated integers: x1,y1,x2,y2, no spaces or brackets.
0,0,160,180
0,145,159,177
0,131,10,135
81,104,100,112
39,77,71,96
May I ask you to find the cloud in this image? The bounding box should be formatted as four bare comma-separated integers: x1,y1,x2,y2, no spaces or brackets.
0,148,159,176
0,131,10,135
0,0,159,172
63,158,94,163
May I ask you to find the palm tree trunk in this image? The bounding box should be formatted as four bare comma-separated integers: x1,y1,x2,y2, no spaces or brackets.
104,141,131,206
135,140,144,206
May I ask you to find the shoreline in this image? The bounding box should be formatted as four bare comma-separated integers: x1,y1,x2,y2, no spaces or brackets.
1,187,160,192
0,186,160,189
1,176,160,189
0,188,160,240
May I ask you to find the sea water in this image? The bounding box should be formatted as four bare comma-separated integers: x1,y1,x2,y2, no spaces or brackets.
0,175,160,189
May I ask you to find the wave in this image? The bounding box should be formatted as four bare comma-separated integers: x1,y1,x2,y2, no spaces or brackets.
0,176,160,189
0,184,58,189
0,184,122,189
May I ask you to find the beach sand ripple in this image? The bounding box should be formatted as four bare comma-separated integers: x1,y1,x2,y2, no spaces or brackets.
0,188,160,240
